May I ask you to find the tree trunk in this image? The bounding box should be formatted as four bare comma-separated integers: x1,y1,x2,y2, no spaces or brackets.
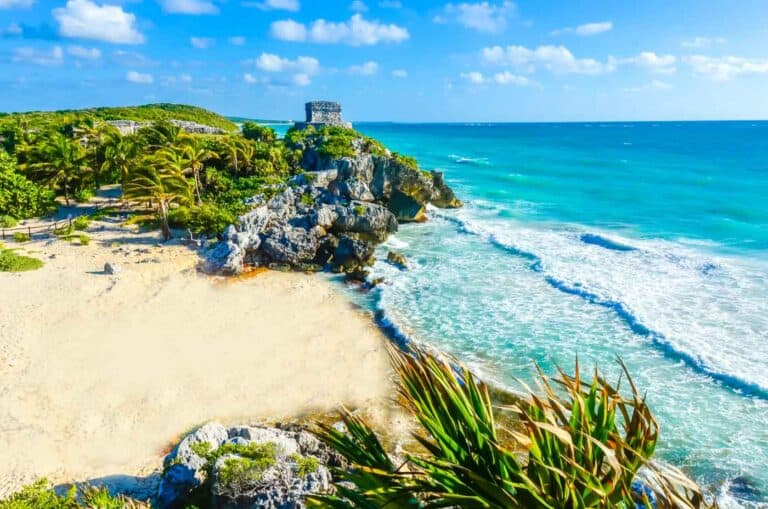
160,200,172,240
63,180,70,206
194,169,202,205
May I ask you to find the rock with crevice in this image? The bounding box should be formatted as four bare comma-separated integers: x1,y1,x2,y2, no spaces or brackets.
157,424,335,509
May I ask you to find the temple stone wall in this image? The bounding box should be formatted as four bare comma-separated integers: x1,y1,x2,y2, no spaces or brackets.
294,100,352,129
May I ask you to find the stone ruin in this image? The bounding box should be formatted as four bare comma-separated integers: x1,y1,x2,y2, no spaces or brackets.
294,101,352,130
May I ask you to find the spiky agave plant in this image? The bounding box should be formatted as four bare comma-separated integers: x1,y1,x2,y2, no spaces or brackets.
308,345,711,509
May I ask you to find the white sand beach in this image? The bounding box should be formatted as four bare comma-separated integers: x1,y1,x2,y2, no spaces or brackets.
0,219,395,496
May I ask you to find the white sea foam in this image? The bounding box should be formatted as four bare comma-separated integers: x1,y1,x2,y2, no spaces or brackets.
428,204,768,399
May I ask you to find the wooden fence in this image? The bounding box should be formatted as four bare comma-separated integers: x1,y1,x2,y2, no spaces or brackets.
1,218,73,241
1,198,121,241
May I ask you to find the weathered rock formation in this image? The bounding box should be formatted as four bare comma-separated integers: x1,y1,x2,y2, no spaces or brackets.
158,423,336,509
204,128,461,278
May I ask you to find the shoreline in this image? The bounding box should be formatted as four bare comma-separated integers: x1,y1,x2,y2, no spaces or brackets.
0,218,403,498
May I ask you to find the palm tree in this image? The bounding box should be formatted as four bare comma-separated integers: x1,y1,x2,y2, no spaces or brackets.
219,136,245,175
180,136,217,204
123,161,191,240
238,140,256,174
75,120,118,187
102,134,142,186
26,132,90,206
138,121,183,150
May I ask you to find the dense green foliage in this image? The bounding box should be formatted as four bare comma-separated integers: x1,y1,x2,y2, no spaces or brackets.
284,125,387,159
309,345,710,509
0,103,236,132
0,151,55,219
241,122,277,143
0,104,305,240
0,479,148,508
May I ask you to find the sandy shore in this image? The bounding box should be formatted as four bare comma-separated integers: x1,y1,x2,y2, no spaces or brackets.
0,216,396,497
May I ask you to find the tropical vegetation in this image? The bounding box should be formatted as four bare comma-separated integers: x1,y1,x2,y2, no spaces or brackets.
308,345,712,509
0,104,403,241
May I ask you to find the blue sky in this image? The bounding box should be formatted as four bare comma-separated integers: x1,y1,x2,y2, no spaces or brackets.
1,0,767,121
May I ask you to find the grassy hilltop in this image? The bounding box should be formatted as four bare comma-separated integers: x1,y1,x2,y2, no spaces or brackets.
0,103,237,132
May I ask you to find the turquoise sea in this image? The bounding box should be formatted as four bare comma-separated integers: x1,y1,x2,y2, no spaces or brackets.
347,122,767,506
273,120,768,505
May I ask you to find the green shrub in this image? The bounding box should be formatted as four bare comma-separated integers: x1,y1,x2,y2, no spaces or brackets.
13,232,30,243
74,188,95,203
291,454,320,477
78,233,90,245
353,205,366,216
0,151,56,219
0,479,76,509
72,215,91,230
0,479,148,508
53,224,74,236
0,248,43,272
242,122,277,143
168,203,236,236
392,151,419,170
0,215,17,228
89,206,120,220
300,193,314,207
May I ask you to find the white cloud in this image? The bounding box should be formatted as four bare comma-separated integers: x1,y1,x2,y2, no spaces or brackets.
348,60,378,75
391,68,407,77
686,55,768,81
252,52,320,74
624,80,672,93
243,73,259,83
460,71,485,84
492,70,530,85
292,73,311,86
349,0,367,11
53,0,144,44
1,22,23,34
159,0,218,14
269,19,306,41
552,20,612,36
13,45,63,65
482,44,615,75
247,0,298,11
270,14,409,46
162,73,192,85
681,36,726,49
67,45,101,59
190,36,214,48
228,36,246,45
625,51,677,74
460,70,530,85
0,0,34,8
434,1,515,33
126,70,153,84
112,49,157,67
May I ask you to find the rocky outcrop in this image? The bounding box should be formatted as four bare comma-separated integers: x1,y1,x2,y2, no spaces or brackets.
158,423,335,509
203,129,461,278
106,119,228,136
386,250,408,270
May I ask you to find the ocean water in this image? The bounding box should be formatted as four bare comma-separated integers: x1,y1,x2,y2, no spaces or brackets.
348,122,768,505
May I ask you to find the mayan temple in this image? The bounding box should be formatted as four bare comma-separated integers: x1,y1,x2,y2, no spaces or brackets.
294,100,352,129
